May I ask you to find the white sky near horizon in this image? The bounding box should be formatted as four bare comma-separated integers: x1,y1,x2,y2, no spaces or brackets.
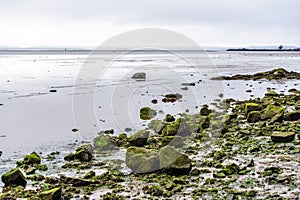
0,0,299,48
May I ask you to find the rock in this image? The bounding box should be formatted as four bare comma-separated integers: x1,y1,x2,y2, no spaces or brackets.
140,107,157,120
211,68,300,81
64,153,75,161
40,187,61,200
25,167,36,175
148,120,165,134
200,105,212,116
269,110,284,124
1,168,27,187
162,118,192,137
199,116,210,131
261,105,284,120
162,93,182,103
83,171,96,179
74,145,93,162
265,90,279,97
159,146,191,175
284,111,300,121
94,134,115,151
247,111,261,123
164,114,175,122
125,147,159,174
271,132,295,143
245,103,262,115
0,150,2,157
128,129,150,147
24,152,41,165
131,72,146,80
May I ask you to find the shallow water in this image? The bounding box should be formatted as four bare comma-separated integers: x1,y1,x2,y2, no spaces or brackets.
0,50,299,177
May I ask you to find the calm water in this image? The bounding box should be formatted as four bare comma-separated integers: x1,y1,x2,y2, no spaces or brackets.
0,50,299,165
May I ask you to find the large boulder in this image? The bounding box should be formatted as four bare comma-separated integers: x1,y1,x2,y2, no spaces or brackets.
284,111,300,121
128,129,150,147
125,147,159,174
94,134,115,151
247,111,261,123
40,187,62,200
24,152,41,165
1,168,27,187
159,146,191,175
271,132,295,143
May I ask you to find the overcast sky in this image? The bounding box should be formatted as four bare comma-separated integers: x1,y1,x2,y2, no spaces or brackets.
0,0,299,48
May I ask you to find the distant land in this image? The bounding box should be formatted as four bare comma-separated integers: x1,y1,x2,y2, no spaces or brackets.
227,45,300,52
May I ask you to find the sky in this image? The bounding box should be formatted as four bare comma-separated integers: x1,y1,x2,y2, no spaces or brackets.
0,0,299,48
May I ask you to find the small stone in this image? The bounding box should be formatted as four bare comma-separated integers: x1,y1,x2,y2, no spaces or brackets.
74,145,93,162
271,132,295,143
131,72,146,80
40,187,62,200
284,111,300,121
247,111,261,123
140,107,157,120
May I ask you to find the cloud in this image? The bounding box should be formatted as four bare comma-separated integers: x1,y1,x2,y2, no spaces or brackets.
0,0,299,47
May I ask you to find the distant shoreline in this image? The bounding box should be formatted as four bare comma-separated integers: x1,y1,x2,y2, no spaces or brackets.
227,48,300,52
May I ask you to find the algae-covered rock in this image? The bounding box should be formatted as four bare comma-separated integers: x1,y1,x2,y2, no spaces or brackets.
284,111,300,121
1,168,27,187
247,111,261,123
162,93,182,103
40,187,61,200
148,119,165,134
128,129,150,147
131,72,146,80
162,118,192,137
94,134,115,151
164,114,175,122
125,147,159,173
74,145,93,162
265,90,279,97
271,132,295,143
261,105,284,120
269,110,284,124
140,107,157,120
245,103,262,115
200,105,212,116
159,146,191,175
24,152,41,165
199,116,210,131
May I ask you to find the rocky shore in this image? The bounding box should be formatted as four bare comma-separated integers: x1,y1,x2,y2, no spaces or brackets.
1,68,300,199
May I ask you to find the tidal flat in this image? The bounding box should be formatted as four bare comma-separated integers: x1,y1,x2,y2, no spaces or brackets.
0,51,300,199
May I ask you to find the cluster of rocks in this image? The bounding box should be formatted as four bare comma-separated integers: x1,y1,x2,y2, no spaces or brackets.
211,68,300,81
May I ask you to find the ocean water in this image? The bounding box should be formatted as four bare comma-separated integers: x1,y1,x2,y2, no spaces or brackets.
0,50,299,170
